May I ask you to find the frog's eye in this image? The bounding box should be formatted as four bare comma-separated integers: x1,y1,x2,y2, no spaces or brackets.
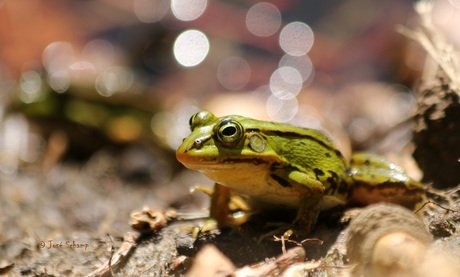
189,110,217,131
216,119,244,146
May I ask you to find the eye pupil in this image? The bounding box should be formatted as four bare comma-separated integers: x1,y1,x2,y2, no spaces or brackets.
222,126,237,136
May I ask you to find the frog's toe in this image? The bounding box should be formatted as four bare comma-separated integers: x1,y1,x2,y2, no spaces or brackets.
200,218,219,233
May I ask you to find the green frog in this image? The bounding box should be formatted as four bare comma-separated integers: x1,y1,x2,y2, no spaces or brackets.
176,110,425,234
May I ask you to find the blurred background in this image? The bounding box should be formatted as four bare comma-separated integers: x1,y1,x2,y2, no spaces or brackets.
0,0,428,173
1,0,460,245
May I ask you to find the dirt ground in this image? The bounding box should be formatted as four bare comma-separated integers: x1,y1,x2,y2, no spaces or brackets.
1,146,459,276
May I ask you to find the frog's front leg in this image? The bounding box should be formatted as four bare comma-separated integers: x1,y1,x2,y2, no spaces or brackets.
294,174,325,235
210,183,251,228
272,169,326,235
294,194,322,235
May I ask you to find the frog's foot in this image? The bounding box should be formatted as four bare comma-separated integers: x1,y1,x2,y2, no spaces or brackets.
192,183,253,230
187,218,219,237
190,185,214,197
211,183,254,228
256,202,321,241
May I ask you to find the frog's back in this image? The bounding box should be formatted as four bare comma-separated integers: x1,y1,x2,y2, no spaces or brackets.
250,120,352,202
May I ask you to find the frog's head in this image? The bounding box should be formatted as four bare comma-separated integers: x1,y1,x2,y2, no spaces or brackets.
176,110,278,171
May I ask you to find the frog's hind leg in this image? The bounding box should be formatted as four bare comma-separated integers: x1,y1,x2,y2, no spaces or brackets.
350,153,408,173
348,153,426,210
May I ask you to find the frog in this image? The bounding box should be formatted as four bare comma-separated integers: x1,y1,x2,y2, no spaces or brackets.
176,110,425,234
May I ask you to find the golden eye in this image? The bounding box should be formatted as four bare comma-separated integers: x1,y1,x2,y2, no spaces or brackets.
216,119,244,146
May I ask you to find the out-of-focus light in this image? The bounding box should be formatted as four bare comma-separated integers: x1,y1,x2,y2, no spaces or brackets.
42,42,74,93
42,42,75,73
217,56,251,90
20,132,42,164
266,95,298,122
151,104,200,149
279,54,314,83
82,39,115,71
279,22,314,56
106,116,142,143
0,115,29,174
385,85,416,125
69,61,97,85
171,0,207,21
134,0,169,23
48,70,70,93
173,30,210,67
246,2,281,37
95,66,134,97
19,71,42,103
269,66,303,100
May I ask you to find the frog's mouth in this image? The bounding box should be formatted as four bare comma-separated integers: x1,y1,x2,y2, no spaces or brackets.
177,153,271,171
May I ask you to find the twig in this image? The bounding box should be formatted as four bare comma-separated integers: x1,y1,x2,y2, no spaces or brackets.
415,200,460,214
397,1,460,92
86,232,140,277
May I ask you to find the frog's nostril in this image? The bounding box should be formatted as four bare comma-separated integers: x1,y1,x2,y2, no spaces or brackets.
194,139,203,149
